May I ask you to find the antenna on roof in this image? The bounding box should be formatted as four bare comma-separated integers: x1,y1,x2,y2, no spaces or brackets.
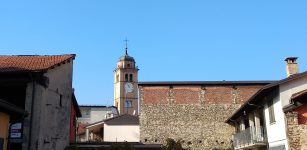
124,38,129,55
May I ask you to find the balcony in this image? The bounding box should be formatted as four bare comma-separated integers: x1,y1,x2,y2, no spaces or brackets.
232,126,267,150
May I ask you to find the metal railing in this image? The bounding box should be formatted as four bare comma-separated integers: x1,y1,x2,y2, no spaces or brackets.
233,126,267,149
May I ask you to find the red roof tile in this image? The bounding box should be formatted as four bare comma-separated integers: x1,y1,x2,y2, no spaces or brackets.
0,54,75,72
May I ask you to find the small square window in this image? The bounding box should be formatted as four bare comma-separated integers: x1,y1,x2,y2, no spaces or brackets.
81,109,90,118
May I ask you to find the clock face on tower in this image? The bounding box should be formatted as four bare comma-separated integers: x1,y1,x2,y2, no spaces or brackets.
125,82,134,93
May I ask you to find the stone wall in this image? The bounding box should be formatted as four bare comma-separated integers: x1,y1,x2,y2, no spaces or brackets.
139,84,264,150
285,112,307,150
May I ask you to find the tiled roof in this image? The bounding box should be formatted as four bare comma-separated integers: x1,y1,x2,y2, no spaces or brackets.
291,88,307,101
0,54,75,72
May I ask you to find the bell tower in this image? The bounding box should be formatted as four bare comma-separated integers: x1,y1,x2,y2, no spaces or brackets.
114,46,139,115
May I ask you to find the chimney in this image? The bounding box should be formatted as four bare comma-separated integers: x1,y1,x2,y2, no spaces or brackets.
285,57,299,77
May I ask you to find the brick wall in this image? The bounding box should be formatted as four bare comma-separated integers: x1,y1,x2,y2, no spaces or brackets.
139,84,263,150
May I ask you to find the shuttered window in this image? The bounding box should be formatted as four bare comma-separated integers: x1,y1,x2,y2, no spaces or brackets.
268,99,276,124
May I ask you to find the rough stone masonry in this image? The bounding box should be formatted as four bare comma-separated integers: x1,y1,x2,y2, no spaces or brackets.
138,82,272,150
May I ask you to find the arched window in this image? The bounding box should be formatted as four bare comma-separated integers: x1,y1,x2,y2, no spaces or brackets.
125,74,128,81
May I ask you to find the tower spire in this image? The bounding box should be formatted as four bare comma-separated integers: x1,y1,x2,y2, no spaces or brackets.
124,38,129,55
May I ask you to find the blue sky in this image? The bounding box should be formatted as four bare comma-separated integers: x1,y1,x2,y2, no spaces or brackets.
0,0,307,105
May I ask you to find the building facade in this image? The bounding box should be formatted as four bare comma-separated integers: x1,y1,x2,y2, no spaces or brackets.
0,54,75,150
103,114,140,142
138,81,273,150
227,57,307,150
114,49,139,115
78,105,118,124
77,105,118,142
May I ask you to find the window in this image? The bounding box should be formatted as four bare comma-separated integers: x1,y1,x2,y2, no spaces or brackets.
125,74,128,81
81,109,90,118
268,99,275,123
124,100,132,108
127,64,130,67
129,74,133,82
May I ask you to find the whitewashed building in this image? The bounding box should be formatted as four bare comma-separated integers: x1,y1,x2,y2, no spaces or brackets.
226,57,307,150
77,105,118,142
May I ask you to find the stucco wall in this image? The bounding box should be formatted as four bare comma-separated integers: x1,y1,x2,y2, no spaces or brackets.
139,84,263,150
264,75,307,150
280,76,307,107
23,61,73,150
90,108,116,123
264,95,289,149
78,107,118,124
104,124,140,142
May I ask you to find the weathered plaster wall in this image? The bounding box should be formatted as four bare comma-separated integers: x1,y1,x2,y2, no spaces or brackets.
23,61,73,150
286,111,307,150
139,85,263,150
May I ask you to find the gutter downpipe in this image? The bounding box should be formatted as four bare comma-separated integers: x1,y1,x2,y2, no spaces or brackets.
27,74,36,150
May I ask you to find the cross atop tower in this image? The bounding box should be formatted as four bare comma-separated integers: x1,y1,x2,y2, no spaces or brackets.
124,38,129,55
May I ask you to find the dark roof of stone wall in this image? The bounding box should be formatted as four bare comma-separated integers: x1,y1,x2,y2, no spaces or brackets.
138,81,275,86
79,105,117,108
104,114,139,125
